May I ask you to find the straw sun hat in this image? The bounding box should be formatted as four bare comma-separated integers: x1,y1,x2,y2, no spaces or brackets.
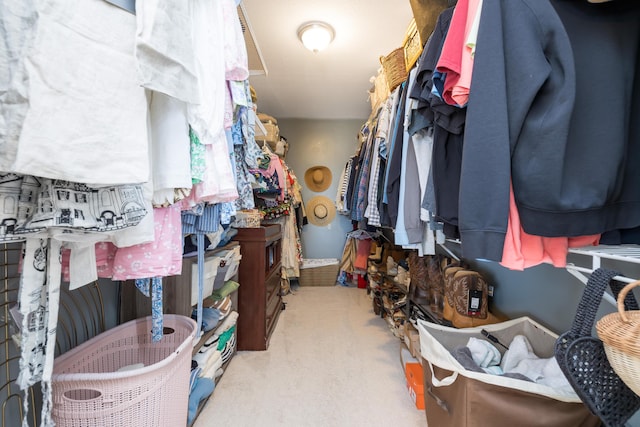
306,196,336,227
304,166,332,192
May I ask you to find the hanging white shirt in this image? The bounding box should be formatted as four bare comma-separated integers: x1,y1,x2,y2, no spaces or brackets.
11,0,149,186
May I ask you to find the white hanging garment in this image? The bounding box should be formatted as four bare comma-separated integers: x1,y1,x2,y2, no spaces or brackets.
0,0,37,174
148,91,192,206
188,0,226,147
193,140,239,204
17,238,63,427
134,0,200,103
9,0,149,185
221,0,249,82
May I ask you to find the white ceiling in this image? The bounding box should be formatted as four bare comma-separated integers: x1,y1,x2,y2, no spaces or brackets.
241,0,414,121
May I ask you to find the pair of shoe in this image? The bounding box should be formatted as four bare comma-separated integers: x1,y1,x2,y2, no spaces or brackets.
386,256,398,276
393,264,411,290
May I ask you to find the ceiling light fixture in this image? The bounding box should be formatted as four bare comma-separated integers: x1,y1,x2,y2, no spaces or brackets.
297,21,335,53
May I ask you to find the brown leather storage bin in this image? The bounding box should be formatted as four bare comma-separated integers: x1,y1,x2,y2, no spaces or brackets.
422,360,600,427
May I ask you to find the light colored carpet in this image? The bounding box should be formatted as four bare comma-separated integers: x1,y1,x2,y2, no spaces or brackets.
194,286,427,427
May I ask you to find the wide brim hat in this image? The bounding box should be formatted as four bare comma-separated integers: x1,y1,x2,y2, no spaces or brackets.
304,166,332,192
306,196,336,226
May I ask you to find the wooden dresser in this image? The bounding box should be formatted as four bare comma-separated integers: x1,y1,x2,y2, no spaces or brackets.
233,224,283,351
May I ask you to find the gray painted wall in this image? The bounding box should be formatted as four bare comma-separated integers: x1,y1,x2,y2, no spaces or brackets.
278,118,362,260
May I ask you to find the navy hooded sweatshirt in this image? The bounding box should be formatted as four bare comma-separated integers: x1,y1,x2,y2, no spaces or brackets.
459,0,640,261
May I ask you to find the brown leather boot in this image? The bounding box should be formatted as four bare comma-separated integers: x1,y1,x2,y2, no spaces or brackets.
408,251,430,304
426,255,445,319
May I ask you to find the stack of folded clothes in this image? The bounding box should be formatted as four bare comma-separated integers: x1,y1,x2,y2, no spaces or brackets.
187,308,239,424
191,294,233,332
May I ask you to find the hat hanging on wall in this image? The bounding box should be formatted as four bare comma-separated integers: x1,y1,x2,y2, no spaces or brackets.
304,166,332,192
306,196,336,227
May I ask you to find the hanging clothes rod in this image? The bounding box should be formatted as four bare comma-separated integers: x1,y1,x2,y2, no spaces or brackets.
347,229,391,243
566,244,640,306
439,241,460,262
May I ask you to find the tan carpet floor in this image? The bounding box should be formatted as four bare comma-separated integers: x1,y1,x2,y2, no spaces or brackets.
194,285,427,427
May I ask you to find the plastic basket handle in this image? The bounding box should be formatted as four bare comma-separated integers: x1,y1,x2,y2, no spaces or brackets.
428,359,458,387
55,375,171,420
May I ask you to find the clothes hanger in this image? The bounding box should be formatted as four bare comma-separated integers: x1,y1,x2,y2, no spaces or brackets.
103,0,135,14
347,229,391,243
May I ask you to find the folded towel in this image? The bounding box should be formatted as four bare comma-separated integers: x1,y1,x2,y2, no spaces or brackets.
201,352,223,379
213,311,239,337
216,326,236,352
501,335,572,390
451,347,485,373
211,280,240,300
466,337,501,368
451,346,531,381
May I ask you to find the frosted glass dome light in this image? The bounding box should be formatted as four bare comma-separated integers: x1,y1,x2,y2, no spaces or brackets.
297,22,335,53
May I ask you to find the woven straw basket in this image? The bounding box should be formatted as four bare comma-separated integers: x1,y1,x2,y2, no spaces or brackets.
380,47,407,93
596,280,640,396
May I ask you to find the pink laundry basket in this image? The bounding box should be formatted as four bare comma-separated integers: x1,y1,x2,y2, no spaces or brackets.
52,315,196,427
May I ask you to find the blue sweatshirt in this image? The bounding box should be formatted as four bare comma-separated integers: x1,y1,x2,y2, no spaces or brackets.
459,0,640,261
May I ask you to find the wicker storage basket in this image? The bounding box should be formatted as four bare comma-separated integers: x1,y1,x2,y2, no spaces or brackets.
299,259,339,286
52,315,197,427
597,279,640,396
380,47,408,93
409,0,450,48
233,209,263,228
403,19,423,72
256,112,279,144
369,68,390,111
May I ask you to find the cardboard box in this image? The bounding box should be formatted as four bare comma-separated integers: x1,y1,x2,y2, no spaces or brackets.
405,362,425,410
404,322,421,360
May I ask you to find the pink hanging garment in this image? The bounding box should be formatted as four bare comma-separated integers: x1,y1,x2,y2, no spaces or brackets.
500,183,599,271
111,205,184,280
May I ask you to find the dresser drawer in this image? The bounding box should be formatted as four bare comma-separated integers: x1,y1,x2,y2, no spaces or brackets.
265,263,281,303
265,288,282,340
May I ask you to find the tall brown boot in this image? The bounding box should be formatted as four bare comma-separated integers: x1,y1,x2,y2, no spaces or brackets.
408,251,430,304
426,255,445,319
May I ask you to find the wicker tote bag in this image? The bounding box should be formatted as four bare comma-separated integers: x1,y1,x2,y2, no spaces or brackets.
555,268,640,426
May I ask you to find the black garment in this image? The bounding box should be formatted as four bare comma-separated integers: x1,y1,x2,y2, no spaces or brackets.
515,0,640,239
460,0,640,262
385,83,408,228
408,7,455,136
344,155,358,214
408,5,464,238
